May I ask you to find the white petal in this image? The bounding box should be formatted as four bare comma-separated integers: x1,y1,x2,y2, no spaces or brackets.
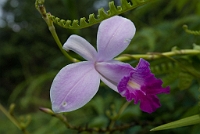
63,35,97,61
97,16,136,61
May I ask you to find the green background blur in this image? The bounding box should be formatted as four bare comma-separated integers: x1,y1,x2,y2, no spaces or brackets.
0,0,200,133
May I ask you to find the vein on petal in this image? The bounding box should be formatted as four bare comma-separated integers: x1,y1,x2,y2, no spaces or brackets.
61,62,97,106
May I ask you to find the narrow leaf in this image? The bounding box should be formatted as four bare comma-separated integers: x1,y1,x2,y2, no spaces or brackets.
150,114,200,131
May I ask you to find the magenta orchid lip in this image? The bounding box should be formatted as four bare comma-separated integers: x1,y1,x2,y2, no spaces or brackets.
118,58,170,113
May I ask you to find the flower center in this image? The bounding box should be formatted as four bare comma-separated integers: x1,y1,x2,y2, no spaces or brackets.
127,80,141,90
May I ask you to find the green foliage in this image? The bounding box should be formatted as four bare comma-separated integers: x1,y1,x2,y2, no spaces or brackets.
1,0,200,133
47,0,154,29
150,59,180,87
178,72,194,90
150,53,200,90
8,72,57,110
151,114,200,131
183,25,200,36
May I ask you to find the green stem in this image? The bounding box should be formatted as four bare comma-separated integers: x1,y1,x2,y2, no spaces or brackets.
0,103,29,134
117,101,131,117
35,2,78,62
183,25,200,36
108,101,131,129
46,15,78,62
40,107,136,132
0,103,20,129
115,49,200,61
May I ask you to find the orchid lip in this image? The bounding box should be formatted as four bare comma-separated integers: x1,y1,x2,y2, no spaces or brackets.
117,58,170,113
128,80,141,90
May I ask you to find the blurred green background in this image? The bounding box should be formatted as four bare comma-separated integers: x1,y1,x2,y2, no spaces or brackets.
0,0,200,133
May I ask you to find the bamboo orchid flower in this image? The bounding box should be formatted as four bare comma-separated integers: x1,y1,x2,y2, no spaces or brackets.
118,58,170,113
50,16,169,113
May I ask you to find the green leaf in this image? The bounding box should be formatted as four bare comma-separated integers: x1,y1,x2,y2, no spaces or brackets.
150,114,200,131
178,72,193,90
49,0,153,29
88,116,108,127
193,43,200,50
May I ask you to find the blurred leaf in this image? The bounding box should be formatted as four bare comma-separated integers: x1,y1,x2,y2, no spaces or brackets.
178,72,194,90
9,71,56,107
182,106,199,118
193,43,200,50
119,105,141,121
88,115,108,127
90,96,105,115
151,114,200,131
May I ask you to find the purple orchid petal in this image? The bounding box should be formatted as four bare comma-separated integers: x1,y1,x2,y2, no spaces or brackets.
96,16,136,61
134,59,170,95
118,58,170,113
63,35,97,61
50,61,100,113
140,95,161,114
95,60,134,92
98,75,118,92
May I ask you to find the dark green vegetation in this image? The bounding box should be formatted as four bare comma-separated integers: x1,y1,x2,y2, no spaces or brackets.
0,0,200,133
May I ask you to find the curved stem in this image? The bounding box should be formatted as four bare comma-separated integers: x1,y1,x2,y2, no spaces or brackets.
108,101,131,129
0,103,20,129
47,15,78,62
35,2,78,62
0,103,29,134
183,25,200,36
118,101,131,117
